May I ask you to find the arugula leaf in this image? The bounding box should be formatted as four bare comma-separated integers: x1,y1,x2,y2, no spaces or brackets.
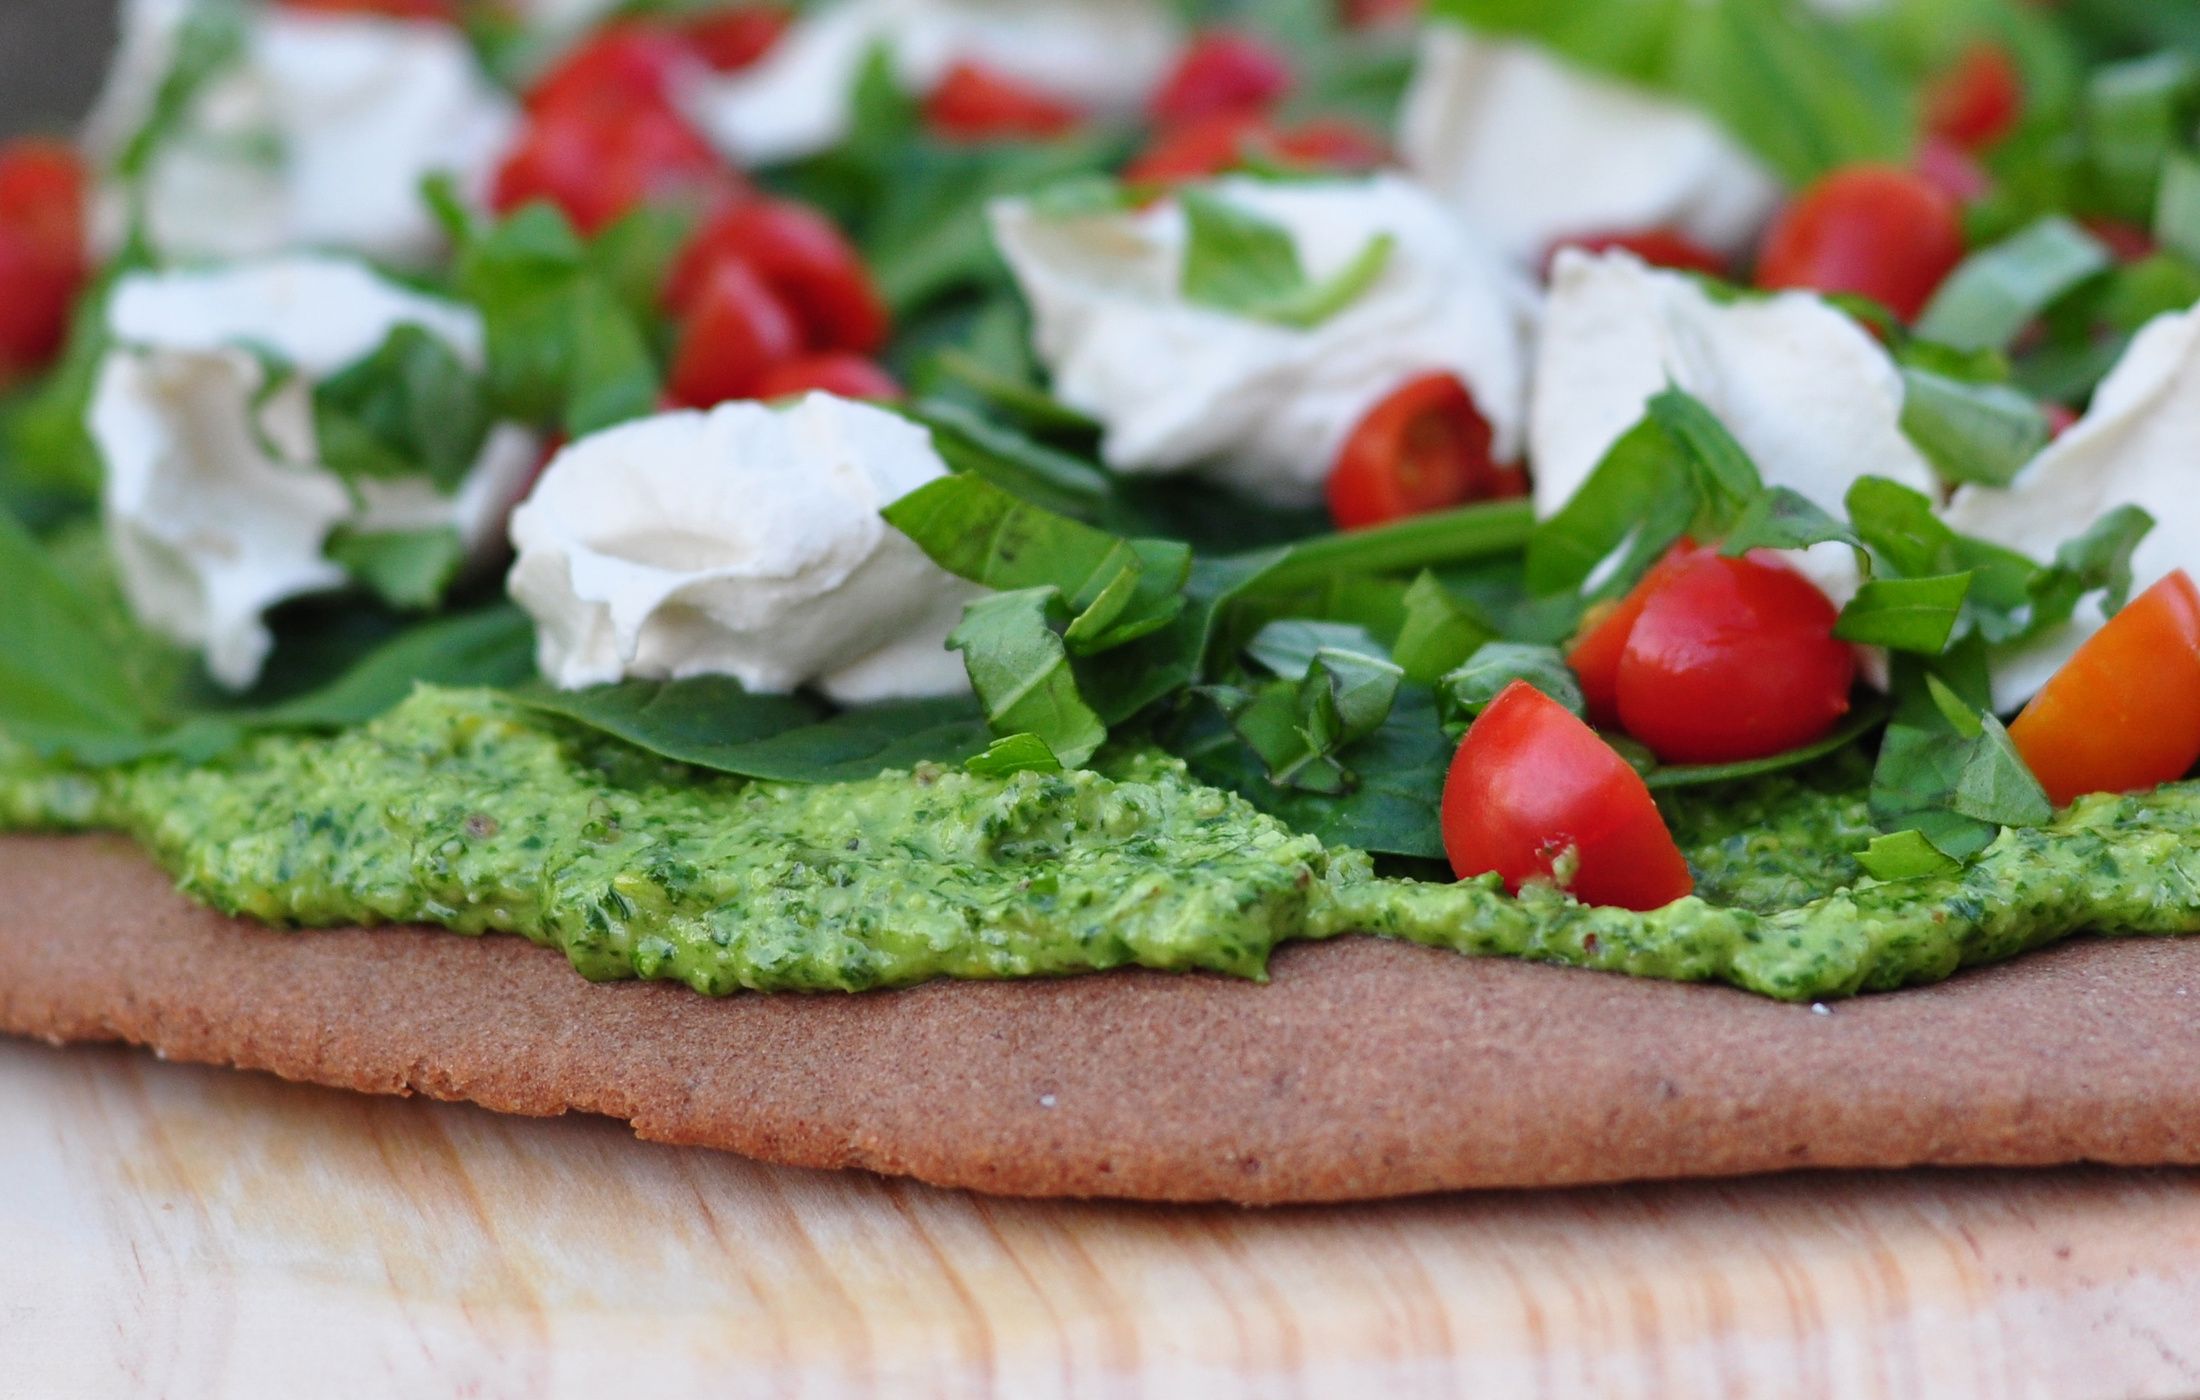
1854,828,1963,882
884,471,1188,653
1436,643,1583,735
1178,190,1395,328
1834,572,1973,654
323,527,467,612
948,588,1108,766
510,680,990,782
1898,366,2051,488
965,733,1064,777
1390,572,1496,684
312,325,495,495
1430,0,1916,185
1916,218,2111,352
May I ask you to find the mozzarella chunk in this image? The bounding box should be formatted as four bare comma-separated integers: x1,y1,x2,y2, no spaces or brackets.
85,1,516,264
1398,27,1781,264
507,396,978,702
694,0,1181,165
1946,305,2200,710
91,256,538,690
991,173,1539,506
1532,249,1938,604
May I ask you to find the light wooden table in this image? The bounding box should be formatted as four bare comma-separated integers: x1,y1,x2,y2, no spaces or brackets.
5,1038,2198,1399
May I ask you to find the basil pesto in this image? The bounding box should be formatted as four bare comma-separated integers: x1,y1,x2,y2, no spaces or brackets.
6,686,2198,1002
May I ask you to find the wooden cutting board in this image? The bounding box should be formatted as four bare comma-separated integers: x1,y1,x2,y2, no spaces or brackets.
6,1039,2199,1398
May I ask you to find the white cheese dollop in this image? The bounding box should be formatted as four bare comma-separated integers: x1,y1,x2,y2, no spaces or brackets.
1398,27,1781,264
84,0,516,264
507,395,978,702
1945,305,2200,710
1531,249,1939,604
991,173,1539,506
694,0,1182,166
91,255,539,690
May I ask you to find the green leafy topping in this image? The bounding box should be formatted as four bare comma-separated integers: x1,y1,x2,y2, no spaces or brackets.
2030,504,2155,629
1642,704,1888,791
908,398,1117,520
1178,189,1395,328
312,325,495,496
1436,642,1583,736
1201,635,1405,795
1719,487,1869,567
1834,572,1974,654
1390,572,1496,684
964,733,1065,777
1914,217,2112,352
1853,828,1963,882
323,527,467,612
1897,366,2051,488
948,588,1109,767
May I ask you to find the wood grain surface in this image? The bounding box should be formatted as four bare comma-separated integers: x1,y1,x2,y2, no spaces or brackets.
6,1039,2200,1399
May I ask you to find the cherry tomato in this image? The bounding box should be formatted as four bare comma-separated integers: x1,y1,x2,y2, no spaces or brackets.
665,197,889,353
277,0,456,17
0,140,87,381
680,6,790,72
1755,165,1966,322
1914,136,1992,205
493,101,739,233
1925,42,2024,153
666,259,805,407
1612,549,1855,765
1545,229,1729,279
924,61,1082,142
1442,681,1694,911
750,353,902,401
1148,30,1293,127
1341,0,1422,26
1564,544,1704,727
2044,402,2080,437
524,24,694,116
1325,374,1524,531
2009,571,2200,807
1125,110,1386,185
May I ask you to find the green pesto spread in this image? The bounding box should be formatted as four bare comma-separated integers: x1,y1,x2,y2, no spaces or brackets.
6,687,2200,1001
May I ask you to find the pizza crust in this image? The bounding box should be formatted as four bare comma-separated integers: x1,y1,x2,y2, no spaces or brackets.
5,834,2198,1204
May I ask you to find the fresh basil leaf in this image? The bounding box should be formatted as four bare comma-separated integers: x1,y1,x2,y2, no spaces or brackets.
2028,504,2155,631
1390,572,1496,684
1437,642,1583,736
512,679,988,782
908,398,1117,519
255,605,538,731
312,325,495,495
1178,189,1394,328
1953,714,2054,826
1854,828,1963,882
1431,0,1915,184
0,504,157,754
1081,549,1291,724
1720,486,1869,567
1205,640,1405,796
1914,217,2112,352
1647,386,1763,509
2159,149,2200,267
1261,496,1536,591
928,349,1101,434
1898,367,2051,488
948,587,1108,766
1834,572,1973,654
1924,672,1985,739
110,0,249,193
1245,619,1390,678
883,471,1189,652
1869,723,2002,862
1524,414,1696,597
964,733,1064,777
323,527,467,612
1643,704,1887,791
2084,52,2199,222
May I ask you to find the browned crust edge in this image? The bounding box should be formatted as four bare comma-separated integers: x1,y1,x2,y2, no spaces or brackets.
5,834,2199,1204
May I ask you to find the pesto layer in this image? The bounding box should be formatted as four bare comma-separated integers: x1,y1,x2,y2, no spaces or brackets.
5,687,2199,1000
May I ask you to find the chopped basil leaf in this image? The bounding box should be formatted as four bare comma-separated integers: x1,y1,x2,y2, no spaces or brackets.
1178,189,1395,328
965,733,1065,777
312,325,495,496
1914,217,2111,352
2029,503,2155,629
948,587,1109,767
1642,704,1887,791
2083,52,2198,222
1390,572,1497,684
1835,572,1974,654
1952,715,2054,826
1719,486,1869,567
1437,642,1583,736
1854,829,1963,882
908,398,1117,519
1199,647,1408,796
323,527,466,613
1245,618,1391,678
1897,366,2051,488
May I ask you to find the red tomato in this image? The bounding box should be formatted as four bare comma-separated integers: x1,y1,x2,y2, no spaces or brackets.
750,353,902,401
1325,374,1524,530
1148,30,1293,126
524,24,694,116
277,0,456,17
2010,571,2200,807
924,61,1083,142
665,197,889,353
1564,544,1705,727
2044,401,2080,437
1442,681,1694,911
2083,217,2157,264
1925,42,2024,153
1341,0,1422,26
666,259,805,407
680,7,790,72
0,140,87,381
1545,229,1729,279
1754,165,1966,322
1125,111,1386,185
1610,550,1855,765
493,101,739,234
1914,136,1992,205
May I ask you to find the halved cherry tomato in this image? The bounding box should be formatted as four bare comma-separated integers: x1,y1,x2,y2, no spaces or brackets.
1609,549,1855,765
1125,110,1387,185
0,140,87,381
1325,374,1524,530
665,197,889,353
2009,571,2200,808
1565,544,1705,727
1755,165,1966,322
1442,681,1694,911
493,100,739,233
1148,30,1293,126
524,23,694,116
1545,229,1729,279
681,6,790,72
666,259,805,407
751,353,902,401
924,61,1083,142
1925,42,2024,153
278,0,456,17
